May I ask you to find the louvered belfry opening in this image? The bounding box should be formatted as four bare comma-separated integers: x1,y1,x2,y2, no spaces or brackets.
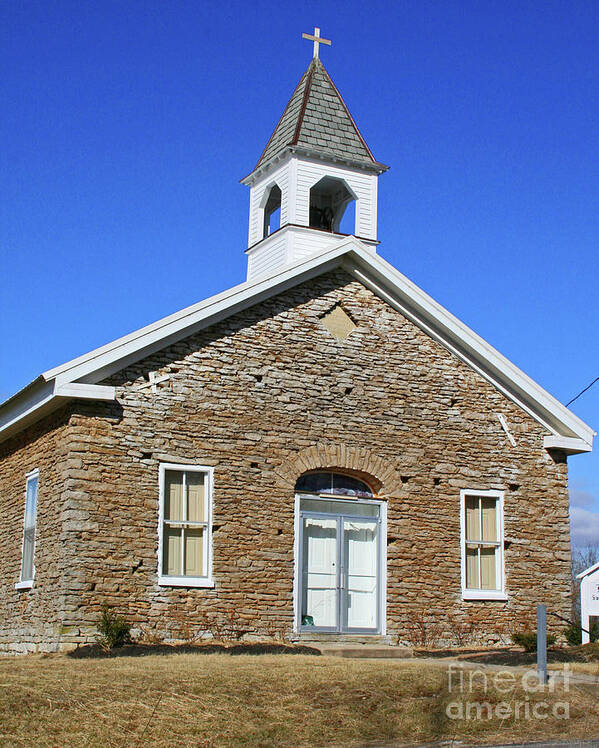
309,176,355,234
262,185,282,238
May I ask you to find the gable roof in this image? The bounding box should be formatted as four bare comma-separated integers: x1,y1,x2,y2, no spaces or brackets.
250,58,388,176
577,560,599,579
0,238,594,452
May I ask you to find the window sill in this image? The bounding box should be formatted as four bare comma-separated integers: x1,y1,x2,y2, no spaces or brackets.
462,589,508,601
15,580,33,590
158,576,215,588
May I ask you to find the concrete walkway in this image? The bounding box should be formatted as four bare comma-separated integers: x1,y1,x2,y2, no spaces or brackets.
413,655,599,686
480,742,599,747
366,740,599,747
318,646,599,686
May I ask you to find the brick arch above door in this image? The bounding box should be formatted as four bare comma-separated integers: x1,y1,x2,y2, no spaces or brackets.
273,443,402,497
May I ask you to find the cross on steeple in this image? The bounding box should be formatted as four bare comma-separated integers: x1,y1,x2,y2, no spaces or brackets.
302,27,331,59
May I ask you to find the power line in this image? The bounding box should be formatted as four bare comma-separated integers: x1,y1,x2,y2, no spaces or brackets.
566,376,599,407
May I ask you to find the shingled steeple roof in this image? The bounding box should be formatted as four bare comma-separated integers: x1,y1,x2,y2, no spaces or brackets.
250,58,388,177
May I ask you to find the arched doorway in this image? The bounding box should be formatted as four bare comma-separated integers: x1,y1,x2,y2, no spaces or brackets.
294,471,386,635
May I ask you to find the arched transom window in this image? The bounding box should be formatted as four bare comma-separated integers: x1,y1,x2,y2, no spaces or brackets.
295,471,374,498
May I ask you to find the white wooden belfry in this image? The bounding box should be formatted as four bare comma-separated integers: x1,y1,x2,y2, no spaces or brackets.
242,28,387,282
577,560,599,644
302,27,331,59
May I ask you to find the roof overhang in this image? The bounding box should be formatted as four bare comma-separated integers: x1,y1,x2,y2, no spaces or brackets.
241,146,388,186
543,436,592,455
0,379,116,444
339,248,595,449
577,560,599,579
0,238,594,451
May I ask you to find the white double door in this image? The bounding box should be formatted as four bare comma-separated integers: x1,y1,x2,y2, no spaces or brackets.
299,498,381,633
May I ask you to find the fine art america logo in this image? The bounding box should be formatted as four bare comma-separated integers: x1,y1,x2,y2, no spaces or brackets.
446,664,571,721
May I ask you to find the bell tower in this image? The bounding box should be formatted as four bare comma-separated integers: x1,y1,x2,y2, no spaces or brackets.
241,28,388,281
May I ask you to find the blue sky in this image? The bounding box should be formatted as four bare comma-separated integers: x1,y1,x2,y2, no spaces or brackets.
2,1,598,545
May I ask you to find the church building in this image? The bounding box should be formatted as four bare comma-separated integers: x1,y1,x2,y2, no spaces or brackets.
0,30,594,653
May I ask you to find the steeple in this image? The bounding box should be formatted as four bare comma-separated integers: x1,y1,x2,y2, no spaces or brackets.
242,31,388,281
252,57,387,177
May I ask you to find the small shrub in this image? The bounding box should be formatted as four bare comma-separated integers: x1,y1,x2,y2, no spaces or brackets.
564,619,599,646
446,612,475,647
205,610,250,642
136,627,164,645
97,604,131,649
512,631,556,652
404,607,444,648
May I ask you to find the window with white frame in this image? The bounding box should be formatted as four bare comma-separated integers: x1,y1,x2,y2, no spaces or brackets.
158,464,213,587
460,490,506,600
18,470,39,588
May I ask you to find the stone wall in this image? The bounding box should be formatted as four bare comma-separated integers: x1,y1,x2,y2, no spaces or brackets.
0,269,572,650
0,407,74,654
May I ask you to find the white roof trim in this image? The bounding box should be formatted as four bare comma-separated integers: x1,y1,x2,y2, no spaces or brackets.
54,382,116,400
43,251,346,386
341,252,594,446
0,237,594,448
543,436,592,455
577,560,599,579
0,381,115,443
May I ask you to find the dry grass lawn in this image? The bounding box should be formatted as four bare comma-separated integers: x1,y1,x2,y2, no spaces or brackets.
0,652,598,747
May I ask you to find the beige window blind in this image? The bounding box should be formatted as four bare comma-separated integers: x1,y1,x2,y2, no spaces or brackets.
464,495,500,590
162,469,208,578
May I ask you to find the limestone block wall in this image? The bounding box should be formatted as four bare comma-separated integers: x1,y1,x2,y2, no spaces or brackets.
66,269,571,647
0,269,572,651
0,408,74,654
